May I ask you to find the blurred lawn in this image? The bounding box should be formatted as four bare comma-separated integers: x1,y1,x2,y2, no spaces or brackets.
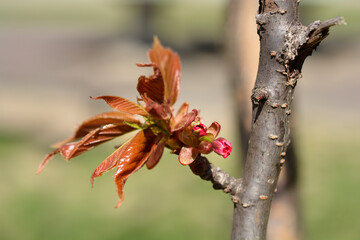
0,132,235,240
299,120,360,240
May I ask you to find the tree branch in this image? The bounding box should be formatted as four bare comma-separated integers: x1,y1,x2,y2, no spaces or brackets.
189,155,242,200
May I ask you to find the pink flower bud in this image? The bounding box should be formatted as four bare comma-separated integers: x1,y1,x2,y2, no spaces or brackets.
192,123,207,136
212,137,232,158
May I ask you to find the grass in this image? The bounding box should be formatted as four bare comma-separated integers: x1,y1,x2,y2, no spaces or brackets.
298,121,360,240
0,132,234,240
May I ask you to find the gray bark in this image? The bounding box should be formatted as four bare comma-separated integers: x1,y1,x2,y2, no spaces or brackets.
230,0,343,239
226,0,301,239
190,1,343,239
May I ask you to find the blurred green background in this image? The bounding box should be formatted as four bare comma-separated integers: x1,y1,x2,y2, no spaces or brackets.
0,0,359,239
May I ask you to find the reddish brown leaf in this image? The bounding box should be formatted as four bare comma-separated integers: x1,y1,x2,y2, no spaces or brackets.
114,129,160,207
53,111,140,148
197,141,213,154
36,149,60,174
178,125,199,147
179,146,199,165
38,123,138,173
146,139,166,169
148,37,181,106
137,64,164,104
60,124,136,161
143,95,172,120
172,109,197,132
91,96,148,116
175,102,189,121
207,122,221,138
74,111,140,138
91,141,131,186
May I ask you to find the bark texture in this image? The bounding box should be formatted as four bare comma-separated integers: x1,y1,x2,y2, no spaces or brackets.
189,156,242,198
226,0,302,239
190,1,342,239
229,1,344,239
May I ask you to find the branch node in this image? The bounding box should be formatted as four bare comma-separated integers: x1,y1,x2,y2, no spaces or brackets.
251,87,269,105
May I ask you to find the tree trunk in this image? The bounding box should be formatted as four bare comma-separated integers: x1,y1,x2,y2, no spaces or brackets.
190,1,342,239
226,0,301,239
229,1,343,239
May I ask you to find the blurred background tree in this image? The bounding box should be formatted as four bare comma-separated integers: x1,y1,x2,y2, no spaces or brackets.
0,0,359,239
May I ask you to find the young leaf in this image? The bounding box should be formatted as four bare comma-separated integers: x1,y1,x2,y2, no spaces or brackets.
207,122,221,138
53,111,140,148
74,112,140,138
137,64,164,104
91,96,148,116
146,139,166,169
37,123,138,174
148,37,181,106
59,124,136,160
143,95,172,120
91,140,131,186
36,149,60,174
179,146,199,165
174,102,189,121
114,129,160,207
172,109,197,132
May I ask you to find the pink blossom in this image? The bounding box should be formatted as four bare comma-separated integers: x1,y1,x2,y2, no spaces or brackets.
192,123,207,136
212,137,232,158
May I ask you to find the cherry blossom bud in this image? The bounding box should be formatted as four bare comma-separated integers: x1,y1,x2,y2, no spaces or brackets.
212,137,232,158
192,123,207,136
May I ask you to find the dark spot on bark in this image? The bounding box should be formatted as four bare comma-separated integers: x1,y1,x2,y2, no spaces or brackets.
259,0,279,14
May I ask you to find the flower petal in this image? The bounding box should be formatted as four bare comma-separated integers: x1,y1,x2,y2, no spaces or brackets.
212,137,232,159
148,37,181,106
114,129,160,207
91,96,148,116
